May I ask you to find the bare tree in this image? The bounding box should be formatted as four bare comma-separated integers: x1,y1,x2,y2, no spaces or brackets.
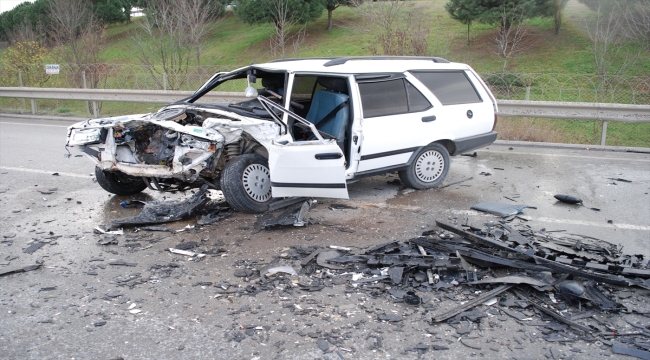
266,0,308,59
494,5,535,73
351,0,429,56
622,0,650,52
177,0,223,66
585,3,639,87
132,0,221,89
48,0,105,88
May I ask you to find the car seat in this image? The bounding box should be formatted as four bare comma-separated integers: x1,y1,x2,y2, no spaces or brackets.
305,77,349,150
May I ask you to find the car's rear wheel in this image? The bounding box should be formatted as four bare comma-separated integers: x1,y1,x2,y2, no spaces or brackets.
398,143,450,189
220,154,272,213
95,167,148,195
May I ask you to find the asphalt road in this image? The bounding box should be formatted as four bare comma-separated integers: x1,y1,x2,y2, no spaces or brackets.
1,115,649,359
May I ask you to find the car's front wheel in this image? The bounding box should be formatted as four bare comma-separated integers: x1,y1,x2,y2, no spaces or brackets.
398,143,450,190
95,168,148,195
220,154,272,213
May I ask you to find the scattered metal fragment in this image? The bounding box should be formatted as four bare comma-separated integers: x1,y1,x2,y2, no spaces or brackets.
612,342,650,359
265,266,298,277
432,285,513,322
608,178,632,183
0,263,41,277
94,227,124,235
109,185,210,229
260,199,315,229
23,241,46,254
109,260,137,267
404,291,421,305
438,177,473,189
470,202,527,217
168,248,206,258
556,280,623,311
329,203,357,210
197,207,232,225
378,313,402,322
140,226,169,232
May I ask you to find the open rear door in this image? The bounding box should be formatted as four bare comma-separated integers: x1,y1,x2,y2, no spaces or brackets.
268,140,348,199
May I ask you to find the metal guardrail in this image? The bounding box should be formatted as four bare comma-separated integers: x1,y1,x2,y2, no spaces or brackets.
1,87,649,146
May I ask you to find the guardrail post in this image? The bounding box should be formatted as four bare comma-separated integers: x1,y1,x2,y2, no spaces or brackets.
163,73,168,91
18,71,26,111
82,71,92,116
601,121,608,146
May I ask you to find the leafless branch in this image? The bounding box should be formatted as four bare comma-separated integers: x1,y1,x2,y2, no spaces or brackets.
494,6,535,73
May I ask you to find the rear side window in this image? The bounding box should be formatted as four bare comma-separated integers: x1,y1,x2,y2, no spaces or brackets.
358,79,431,118
410,71,482,105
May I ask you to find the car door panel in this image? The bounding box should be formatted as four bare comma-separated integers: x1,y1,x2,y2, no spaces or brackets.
268,140,349,199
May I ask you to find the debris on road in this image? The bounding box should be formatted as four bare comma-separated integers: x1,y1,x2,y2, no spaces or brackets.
0,263,41,277
554,194,583,204
168,248,206,258
109,185,210,229
259,199,315,229
23,241,46,254
470,202,528,217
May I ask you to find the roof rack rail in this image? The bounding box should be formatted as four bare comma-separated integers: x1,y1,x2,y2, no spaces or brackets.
268,57,337,63
323,56,450,67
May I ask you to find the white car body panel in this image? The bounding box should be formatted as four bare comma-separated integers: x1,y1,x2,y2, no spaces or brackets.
268,140,348,199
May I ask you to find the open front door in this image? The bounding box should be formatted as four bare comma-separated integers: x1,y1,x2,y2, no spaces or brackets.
269,140,348,199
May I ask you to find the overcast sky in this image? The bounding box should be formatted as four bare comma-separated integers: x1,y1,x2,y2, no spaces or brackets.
1,0,35,14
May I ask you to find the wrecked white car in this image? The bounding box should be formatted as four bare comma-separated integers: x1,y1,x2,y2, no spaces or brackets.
66,57,498,213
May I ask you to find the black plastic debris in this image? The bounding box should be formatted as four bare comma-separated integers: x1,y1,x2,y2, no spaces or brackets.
23,241,46,254
377,314,402,322
109,260,137,267
317,338,330,352
0,263,41,277
404,291,421,306
556,280,623,311
197,207,232,226
109,185,210,229
612,342,650,359
554,194,583,204
470,202,527,217
259,199,314,229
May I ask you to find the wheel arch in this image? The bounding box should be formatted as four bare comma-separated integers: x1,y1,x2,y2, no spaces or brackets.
406,139,456,166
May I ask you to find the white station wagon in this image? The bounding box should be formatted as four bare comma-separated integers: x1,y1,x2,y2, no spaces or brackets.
66,56,498,213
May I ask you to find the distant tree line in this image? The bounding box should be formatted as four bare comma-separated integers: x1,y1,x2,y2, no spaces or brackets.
0,0,140,42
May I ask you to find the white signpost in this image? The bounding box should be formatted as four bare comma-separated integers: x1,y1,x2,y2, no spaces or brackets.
45,64,60,75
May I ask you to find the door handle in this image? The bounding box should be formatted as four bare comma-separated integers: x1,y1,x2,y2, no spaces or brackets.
315,153,343,160
422,115,436,122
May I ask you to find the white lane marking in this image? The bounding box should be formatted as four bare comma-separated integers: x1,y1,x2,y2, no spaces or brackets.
0,166,90,179
536,217,650,231
0,121,69,128
482,149,650,162
450,210,650,231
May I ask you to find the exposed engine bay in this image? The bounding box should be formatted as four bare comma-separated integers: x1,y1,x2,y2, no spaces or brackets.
67,104,284,192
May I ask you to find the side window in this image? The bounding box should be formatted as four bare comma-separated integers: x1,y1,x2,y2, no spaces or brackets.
290,75,319,103
358,79,431,118
406,81,431,112
358,79,408,118
410,71,482,105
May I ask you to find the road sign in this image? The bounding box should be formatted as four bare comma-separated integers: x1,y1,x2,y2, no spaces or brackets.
46,64,60,75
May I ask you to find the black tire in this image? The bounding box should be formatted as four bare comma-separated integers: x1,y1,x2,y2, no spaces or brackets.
398,143,450,190
95,167,148,196
220,154,272,213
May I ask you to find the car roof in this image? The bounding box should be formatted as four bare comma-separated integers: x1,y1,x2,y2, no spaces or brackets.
253,57,471,74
